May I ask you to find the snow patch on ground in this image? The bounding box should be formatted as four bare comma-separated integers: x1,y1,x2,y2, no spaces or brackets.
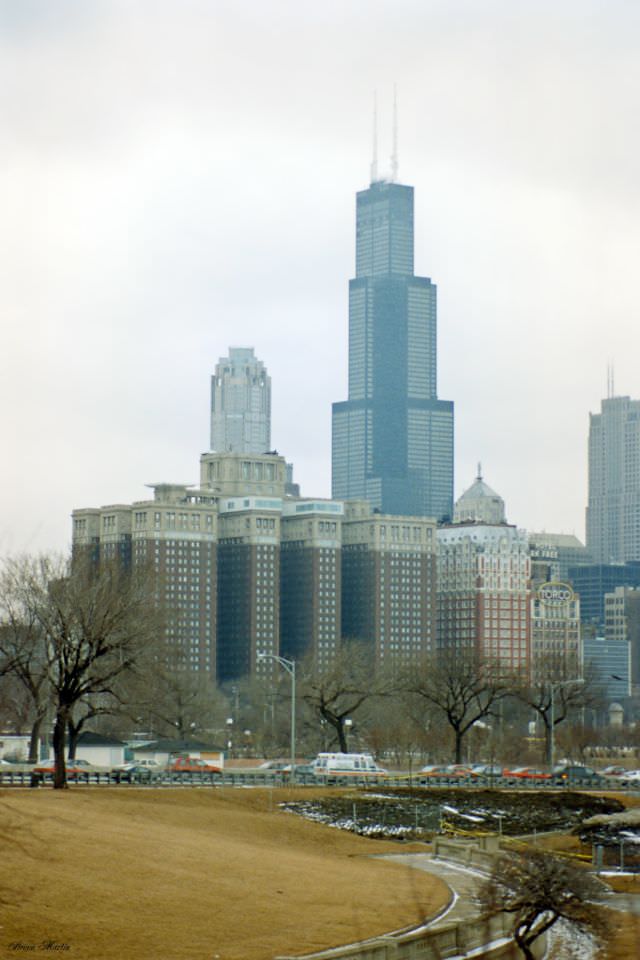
545,919,599,959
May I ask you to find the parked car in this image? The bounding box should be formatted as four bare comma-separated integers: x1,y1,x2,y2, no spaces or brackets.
167,756,222,774
281,763,317,777
419,764,451,777
601,766,628,778
113,759,163,773
504,767,551,782
442,764,473,778
113,764,160,781
469,764,504,778
619,769,640,783
552,765,603,783
32,758,96,777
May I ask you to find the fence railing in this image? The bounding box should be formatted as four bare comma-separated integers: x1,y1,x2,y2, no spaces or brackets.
0,769,637,790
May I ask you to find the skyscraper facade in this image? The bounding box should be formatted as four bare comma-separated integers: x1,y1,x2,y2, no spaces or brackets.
332,179,454,520
210,347,271,454
586,395,640,564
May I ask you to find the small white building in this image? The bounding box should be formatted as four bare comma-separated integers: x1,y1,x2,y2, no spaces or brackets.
75,732,126,768
0,734,34,761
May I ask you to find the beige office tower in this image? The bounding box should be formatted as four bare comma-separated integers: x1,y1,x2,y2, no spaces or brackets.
340,501,437,669
216,495,282,683
530,582,581,671
279,501,343,669
437,523,531,674
72,484,218,677
210,347,271,454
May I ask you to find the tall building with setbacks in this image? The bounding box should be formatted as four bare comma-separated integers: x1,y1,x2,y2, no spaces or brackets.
332,178,454,520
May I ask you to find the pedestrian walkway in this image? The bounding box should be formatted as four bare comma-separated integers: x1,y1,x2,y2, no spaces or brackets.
379,853,485,927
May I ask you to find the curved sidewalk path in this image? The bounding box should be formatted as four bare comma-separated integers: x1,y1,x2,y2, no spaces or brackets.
379,852,486,927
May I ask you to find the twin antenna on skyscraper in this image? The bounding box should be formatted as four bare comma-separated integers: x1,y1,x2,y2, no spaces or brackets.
370,86,399,185
607,363,616,399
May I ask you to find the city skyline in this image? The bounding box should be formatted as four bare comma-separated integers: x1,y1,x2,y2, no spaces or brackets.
2,1,639,555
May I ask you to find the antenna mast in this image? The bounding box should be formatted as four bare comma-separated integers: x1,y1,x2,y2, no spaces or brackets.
370,91,378,184
390,83,399,182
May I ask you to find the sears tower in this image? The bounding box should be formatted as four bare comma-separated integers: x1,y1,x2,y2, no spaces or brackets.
332,168,454,521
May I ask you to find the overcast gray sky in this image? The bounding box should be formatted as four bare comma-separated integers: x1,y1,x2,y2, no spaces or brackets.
2,0,639,555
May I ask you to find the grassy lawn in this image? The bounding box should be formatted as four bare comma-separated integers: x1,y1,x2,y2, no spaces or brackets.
0,787,449,960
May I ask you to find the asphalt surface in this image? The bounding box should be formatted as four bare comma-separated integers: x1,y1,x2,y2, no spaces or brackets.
379,852,485,927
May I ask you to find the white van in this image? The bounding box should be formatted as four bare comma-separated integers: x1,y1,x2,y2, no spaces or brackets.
312,753,387,778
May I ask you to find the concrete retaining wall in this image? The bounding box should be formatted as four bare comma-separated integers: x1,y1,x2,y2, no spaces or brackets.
274,910,540,960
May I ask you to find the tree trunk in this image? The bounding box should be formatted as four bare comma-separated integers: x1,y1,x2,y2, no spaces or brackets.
67,719,80,760
514,930,536,960
52,707,69,790
543,714,552,766
454,728,463,764
28,713,45,764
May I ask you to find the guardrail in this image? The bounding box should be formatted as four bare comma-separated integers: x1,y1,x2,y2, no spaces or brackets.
0,769,637,790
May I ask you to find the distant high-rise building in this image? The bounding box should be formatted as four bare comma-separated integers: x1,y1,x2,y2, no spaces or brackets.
586,395,640,563
210,347,271,454
437,521,531,674
568,562,640,628
603,585,640,696
530,581,581,667
72,484,219,677
216,496,281,683
340,500,437,668
528,532,591,584
332,176,454,520
280,501,343,670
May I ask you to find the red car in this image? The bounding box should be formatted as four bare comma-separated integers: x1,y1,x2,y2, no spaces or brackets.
167,756,222,774
504,766,551,781
32,758,95,777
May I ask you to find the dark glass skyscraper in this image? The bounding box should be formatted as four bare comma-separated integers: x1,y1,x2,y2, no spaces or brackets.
332,179,454,520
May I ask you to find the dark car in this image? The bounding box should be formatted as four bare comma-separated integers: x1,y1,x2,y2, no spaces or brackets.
552,765,603,784
113,764,160,782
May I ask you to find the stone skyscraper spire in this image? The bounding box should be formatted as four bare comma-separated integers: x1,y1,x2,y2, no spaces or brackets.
210,347,271,454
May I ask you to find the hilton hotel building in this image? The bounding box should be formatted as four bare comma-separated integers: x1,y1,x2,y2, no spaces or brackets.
73,452,438,683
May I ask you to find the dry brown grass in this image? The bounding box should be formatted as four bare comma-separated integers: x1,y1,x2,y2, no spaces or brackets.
602,910,640,959
0,787,449,960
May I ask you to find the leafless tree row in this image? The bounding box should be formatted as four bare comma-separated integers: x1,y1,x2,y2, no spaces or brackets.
0,551,621,787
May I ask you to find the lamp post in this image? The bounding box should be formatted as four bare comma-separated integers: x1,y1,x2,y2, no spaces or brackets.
344,718,353,752
549,678,584,772
257,653,296,782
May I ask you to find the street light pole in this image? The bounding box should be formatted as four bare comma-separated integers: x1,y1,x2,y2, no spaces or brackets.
258,653,296,783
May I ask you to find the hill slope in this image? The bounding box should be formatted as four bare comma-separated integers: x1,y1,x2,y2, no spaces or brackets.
0,787,449,960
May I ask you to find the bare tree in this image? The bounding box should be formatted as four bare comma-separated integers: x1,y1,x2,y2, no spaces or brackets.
67,694,119,759
0,563,52,762
407,649,510,763
479,849,610,960
515,654,601,765
299,643,389,753
135,652,226,740
0,553,158,788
